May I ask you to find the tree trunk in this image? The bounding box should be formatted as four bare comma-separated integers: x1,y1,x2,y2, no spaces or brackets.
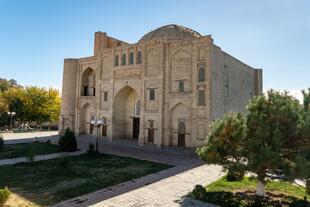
306,179,310,195
256,180,265,197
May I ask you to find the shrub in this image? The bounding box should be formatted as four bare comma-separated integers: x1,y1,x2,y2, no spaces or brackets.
0,187,11,207
58,128,77,152
227,165,245,181
192,185,207,200
58,159,70,173
0,135,3,150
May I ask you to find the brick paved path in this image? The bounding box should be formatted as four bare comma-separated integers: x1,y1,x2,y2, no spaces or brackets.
0,150,85,166
54,136,223,207
2,131,58,142
1,133,223,206
55,164,223,207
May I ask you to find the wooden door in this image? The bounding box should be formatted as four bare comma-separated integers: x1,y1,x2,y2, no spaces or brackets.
178,122,186,147
178,133,185,147
102,125,107,136
90,124,94,134
148,128,154,143
132,118,140,139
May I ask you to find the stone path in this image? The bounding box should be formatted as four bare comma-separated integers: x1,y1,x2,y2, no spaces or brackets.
54,135,223,207
0,150,85,166
55,164,223,207
2,131,58,144
1,133,223,207
77,135,202,166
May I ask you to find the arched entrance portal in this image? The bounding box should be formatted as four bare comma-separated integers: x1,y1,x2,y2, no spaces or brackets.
170,103,192,147
113,86,139,139
81,68,96,96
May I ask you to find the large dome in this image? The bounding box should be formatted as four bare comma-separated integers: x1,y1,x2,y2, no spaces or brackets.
138,24,201,42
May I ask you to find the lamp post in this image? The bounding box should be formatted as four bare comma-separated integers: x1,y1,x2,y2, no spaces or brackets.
7,111,16,132
90,117,103,152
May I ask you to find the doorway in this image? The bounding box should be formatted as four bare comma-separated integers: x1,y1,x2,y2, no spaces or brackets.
132,117,140,139
90,124,94,134
102,125,107,137
178,122,186,147
148,128,154,143
113,86,139,139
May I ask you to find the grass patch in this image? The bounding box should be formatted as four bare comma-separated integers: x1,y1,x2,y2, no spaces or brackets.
191,176,309,207
0,153,171,206
0,141,61,160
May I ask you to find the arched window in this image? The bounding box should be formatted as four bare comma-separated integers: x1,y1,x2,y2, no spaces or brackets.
198,66,205,82
136,100,141,116
114,54,119,66
129,52,134,65
81,68,96,96
137,51,142,64
121,54,126,65
178,122,186,134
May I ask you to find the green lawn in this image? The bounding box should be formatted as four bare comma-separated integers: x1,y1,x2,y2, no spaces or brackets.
191,176,309,207
0,153,171,206
0,142,61,159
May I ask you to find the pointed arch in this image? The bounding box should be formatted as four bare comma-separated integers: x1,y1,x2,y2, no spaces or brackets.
170,49,193,92
170,103,192,147
170,49,192,65
81,67,96,96
198,66,205,82
113,86,139,139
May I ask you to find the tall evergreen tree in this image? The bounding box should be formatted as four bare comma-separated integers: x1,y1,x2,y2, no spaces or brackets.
197,90,306,197
197,113,247,181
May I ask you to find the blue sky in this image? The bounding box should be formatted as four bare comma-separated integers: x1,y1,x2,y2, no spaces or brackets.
0,0,309,99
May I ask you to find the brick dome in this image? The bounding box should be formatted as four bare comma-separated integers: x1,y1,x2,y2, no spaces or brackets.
138,24,201,42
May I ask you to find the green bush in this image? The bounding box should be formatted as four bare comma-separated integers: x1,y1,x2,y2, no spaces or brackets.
0,186,11,207
0,135,3,150
58,128,77,152
192,185,207,200
227,166,245,181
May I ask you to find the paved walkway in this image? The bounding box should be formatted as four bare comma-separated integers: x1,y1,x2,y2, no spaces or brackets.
54,135,223,207
76,135,203,166
55,164,223,207
1,133,223,207
0,150,85,166
2,131,58,144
